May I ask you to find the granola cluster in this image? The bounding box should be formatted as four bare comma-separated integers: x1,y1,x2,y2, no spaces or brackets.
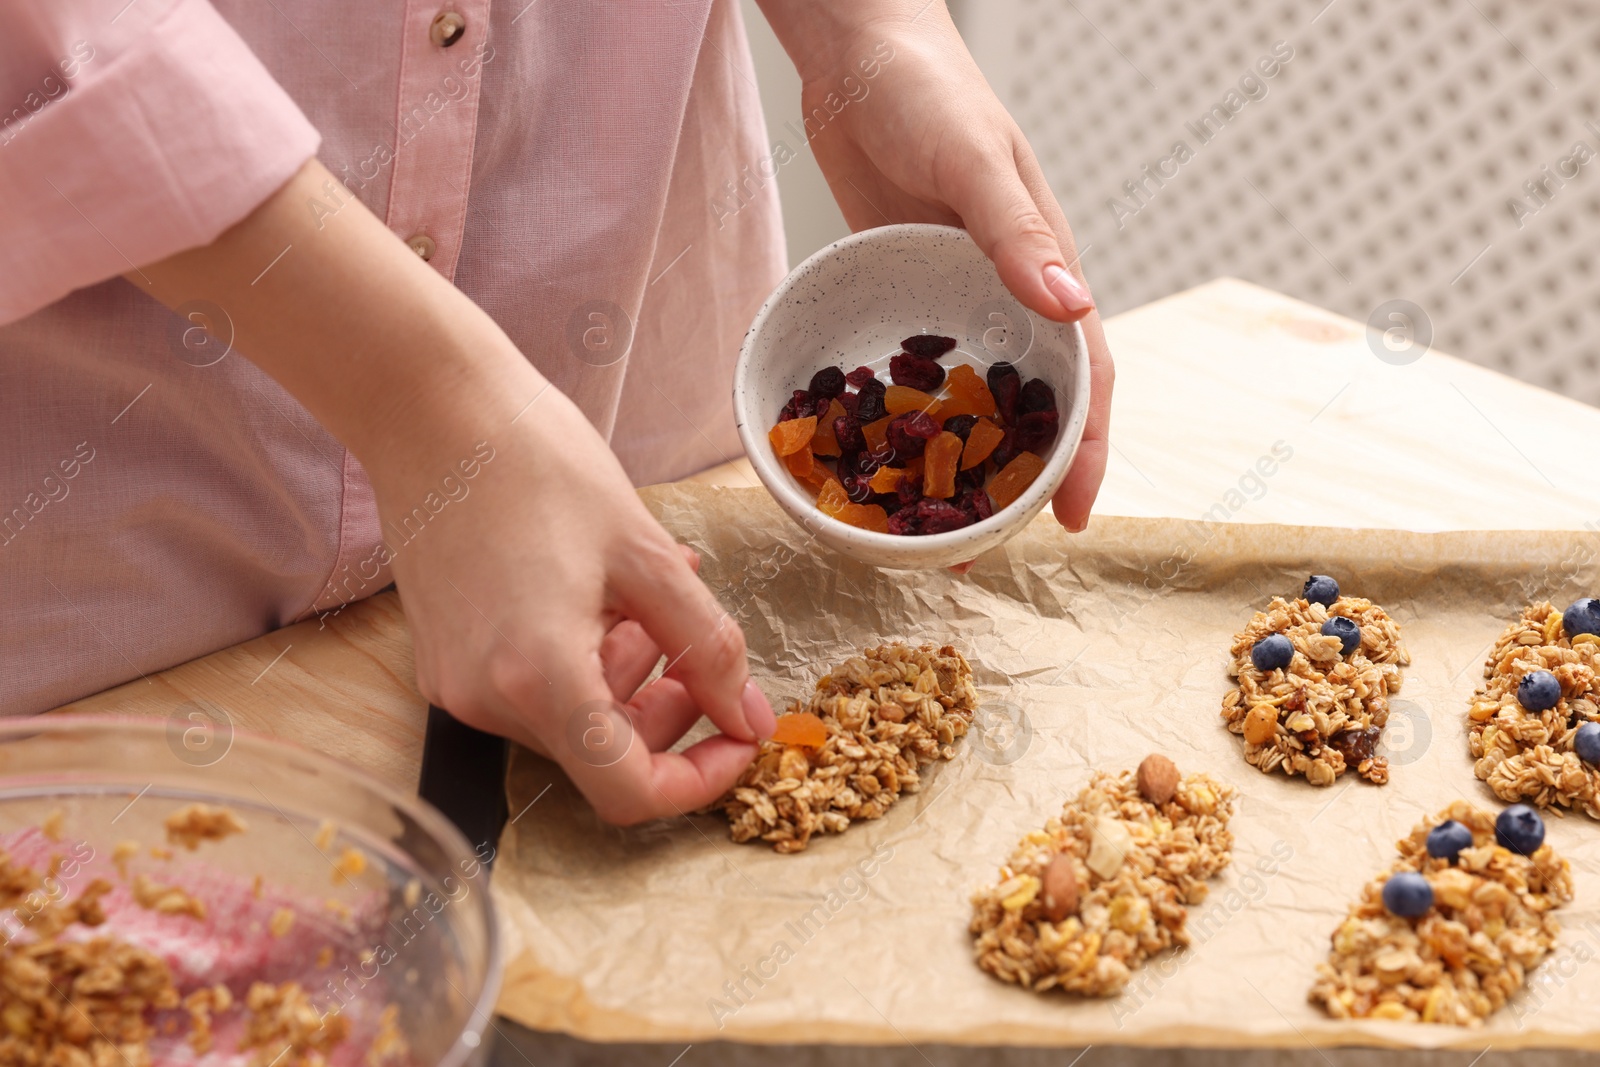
164,802,248,851
969,765,1237,996
1468,602,1600,818
1308,801,1572,1026
714,643,978,853
1221,594,1408,786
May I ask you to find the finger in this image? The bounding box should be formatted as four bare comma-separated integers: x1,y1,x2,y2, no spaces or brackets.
628,676,708,751
1052,312,1115,532
948,560,976,575
617,540,777,743
599,620,664,700
680,544,701,572
945,144,1094,325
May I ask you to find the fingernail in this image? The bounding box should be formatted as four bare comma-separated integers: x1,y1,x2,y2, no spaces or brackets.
1044,264,1094,319
1066,516,1088,533
741,679,777,741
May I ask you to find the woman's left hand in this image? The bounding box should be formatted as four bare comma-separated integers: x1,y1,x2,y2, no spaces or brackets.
760,1,1114,532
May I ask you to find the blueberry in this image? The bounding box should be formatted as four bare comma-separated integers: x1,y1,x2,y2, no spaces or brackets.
1574,722,1600,765
1495,804,1546,855
1562,599,1600,640
1320,616,1361,656
1303,575,1340,606
1425,820,1473,863
1381,872,1433,918
1517,670,1561,712
1251,634,1294,672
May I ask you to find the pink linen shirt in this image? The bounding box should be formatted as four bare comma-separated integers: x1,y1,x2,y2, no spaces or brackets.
0,0,786,714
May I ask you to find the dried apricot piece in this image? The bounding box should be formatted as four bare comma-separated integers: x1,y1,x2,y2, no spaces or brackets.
883,385,943,418
817,478,850,517
961,417,1005,470
923,430,963,499
810,400,847,457
938,364,997,419
835,502,890,533
868,466,905,493
784,444,817,481
861,415,895,453
987,451,1046,511
769,415,816,457
771,711,827,748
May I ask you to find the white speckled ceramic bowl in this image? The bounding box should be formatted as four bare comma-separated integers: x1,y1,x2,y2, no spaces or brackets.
733,224,1091,571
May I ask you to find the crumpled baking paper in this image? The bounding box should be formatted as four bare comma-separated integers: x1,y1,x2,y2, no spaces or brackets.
489,483,1600,1050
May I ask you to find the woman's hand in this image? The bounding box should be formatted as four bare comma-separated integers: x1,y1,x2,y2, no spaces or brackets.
759,1,1114,532
135,159,775,825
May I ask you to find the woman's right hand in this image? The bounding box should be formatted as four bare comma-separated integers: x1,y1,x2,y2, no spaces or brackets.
135,159,774,825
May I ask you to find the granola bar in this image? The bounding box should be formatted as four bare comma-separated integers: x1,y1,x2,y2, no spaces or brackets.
1468,602,1600,818
1308,801,1572,1026
1221,589,1408,786
969,762,1237,996
713,642,978,853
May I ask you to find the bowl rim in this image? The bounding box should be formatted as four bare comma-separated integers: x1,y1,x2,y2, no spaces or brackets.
733,222,1091,553
3,713,503,1067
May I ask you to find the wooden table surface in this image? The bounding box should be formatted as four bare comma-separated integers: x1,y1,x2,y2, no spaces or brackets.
56,277,1600,796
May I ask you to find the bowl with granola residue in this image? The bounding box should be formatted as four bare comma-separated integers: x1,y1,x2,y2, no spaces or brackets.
0,716,500,1067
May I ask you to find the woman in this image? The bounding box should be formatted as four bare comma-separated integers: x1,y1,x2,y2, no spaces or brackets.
0,0,1112,823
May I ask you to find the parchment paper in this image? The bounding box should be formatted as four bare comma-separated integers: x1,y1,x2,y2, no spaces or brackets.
490,483,1600,1050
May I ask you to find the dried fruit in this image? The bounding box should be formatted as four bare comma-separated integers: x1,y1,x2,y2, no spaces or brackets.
1012,409,1059,453
832,414,866,455
768,415,816,457
855,377,888,422
833,501,890,533
901,334,957,359
860,414,894,453
845,366,877,388
783,443,817,481
913,498,970,534
868,466,905,493
885,411,939,461
809,366,847,398
955,487,993,522
986,451,1045,511
1136,754,1180,805
1242,703,1278,746
987,361,1022,424
961,417,1005,470
939,363,997,419
810,400,847,456
816,479,850,517
884,384,942,418
1040,853,1078,921
1020,377,1056,414
923,431,963,499
942,414,979,441
770,711,827,748
1329,724,1380,766
889,352,946,391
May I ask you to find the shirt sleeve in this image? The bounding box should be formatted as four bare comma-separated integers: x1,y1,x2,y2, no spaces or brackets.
0,0,321,325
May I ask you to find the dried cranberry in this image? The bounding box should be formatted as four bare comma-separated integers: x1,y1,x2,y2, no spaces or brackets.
987,362,1021,424
809,366,847,399
896,474,924,509
855,378,887,422
833,415,866,455
902,411,940,439
989,427,1018,468
954,466,985,494
889,353,945,392
915,499,971,534
942,414,979,442
901,334,958,359
845,366,877,388
836,391,860,417
888,508,921,536
777,389,811,422
1012,409,1059,452
1020,378,1056,414
841,450,880,477
965,488,995,521
843,474,874,505
885,416,927,460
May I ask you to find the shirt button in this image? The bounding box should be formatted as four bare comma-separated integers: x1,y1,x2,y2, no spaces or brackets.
407,233,437,261
429,11,466,47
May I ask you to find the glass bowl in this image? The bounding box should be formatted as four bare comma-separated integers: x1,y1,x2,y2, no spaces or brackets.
0,715,500,1067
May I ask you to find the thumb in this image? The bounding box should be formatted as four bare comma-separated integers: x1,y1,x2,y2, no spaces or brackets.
950,152,1095,325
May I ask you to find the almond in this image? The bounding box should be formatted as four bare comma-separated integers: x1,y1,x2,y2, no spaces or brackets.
1040,853,1078,921
1136,754,1179,805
